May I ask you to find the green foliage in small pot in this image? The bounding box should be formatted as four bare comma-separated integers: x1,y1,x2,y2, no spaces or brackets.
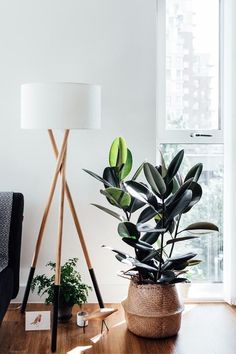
84,137,219,285
31,258,91,307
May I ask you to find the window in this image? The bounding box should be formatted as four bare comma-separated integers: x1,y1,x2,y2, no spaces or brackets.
157,0,223,292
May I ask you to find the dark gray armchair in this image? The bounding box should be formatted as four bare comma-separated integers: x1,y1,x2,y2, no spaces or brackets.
0,193,24,323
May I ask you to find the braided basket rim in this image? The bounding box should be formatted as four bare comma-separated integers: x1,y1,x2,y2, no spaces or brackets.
122,299,184,318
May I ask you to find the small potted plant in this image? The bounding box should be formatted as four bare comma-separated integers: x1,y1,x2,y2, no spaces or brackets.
84,137,219,338
31,258,91,322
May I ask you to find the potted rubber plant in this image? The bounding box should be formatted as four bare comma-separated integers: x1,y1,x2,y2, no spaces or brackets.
31,258,91,322
84,137,218,338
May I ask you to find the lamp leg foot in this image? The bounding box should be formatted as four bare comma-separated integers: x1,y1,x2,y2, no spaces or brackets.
51,285,60,352
20,267,35,313
89,268,104,308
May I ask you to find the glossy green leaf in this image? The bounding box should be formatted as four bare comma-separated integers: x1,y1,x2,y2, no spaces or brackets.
168,252,197,262
163,252,197,271
109,137,127,168
158,270,176,283
166,236,198,245
137,224,166,233
159,149,167,177
166,178,193,207
170,277,188,284
91,204,125,221
83,169,112,187
118,222,140,239
103,167,120,187
179,222,219,234
162,179,174,199
120,149,133,180
166,190,192,222
100,187,131,208
132,162,144,180
113,252,158,272
101,245,130,259
137,206,160,224
124,181,150,204
134,262,158,272
182,182,202,213
141,231,161,245
184,163,203,183
172,175,181,194
166,150,184,182
142,249,162,263
187,259,202,266
168,219,176,235
122,237,153,251
143,162,166,195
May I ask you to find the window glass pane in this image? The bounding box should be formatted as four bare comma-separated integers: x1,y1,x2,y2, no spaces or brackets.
161,144,223,283
165,0,220,130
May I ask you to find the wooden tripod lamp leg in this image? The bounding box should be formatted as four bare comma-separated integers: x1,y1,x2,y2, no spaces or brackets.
51,138,67,353
21,130,70,313
48,130,105,308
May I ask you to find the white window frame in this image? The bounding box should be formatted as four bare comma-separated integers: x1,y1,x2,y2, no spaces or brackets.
156,0,224,145
156,0,224,300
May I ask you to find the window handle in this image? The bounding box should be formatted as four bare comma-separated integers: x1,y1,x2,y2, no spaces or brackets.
190,133,213,137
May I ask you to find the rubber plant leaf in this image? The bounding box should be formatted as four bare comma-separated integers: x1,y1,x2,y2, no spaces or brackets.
168,252,197,262
159,149,167,177
120,149,133,180
132,162,144,180
118,222,140,239
170,277,188,284
124,180,150,204
187,259,202,266
178,222,219,235
83,169,113,187
143,162,166,195
126,197,145,214
91,204,125,221
103,167,120,188
137,206,160,224
166,189,193,222
109,137,128,168
166,149,184,182
122,237,154,251
166,178,193,207
100,187,131,209
137,224,166,233
158,270,176,283
184,163,203,183
101,245,130,259
142,249,162,263
141,231,161,245
182,182,202,213
166,236,198,245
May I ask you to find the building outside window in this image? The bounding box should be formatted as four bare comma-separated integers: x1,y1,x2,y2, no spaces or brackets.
157,0,223,292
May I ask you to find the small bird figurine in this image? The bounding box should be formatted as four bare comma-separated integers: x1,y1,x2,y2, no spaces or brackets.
83,308,118,333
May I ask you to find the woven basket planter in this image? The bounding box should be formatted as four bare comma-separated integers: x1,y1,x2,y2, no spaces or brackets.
122,281,184,338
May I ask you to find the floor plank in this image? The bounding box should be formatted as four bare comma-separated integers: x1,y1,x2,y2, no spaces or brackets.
0,303,236,354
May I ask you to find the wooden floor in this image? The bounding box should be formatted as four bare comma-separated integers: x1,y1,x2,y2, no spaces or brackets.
1,303,236,354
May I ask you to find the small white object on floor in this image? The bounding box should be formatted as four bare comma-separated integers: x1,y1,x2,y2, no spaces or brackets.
77,311,88,327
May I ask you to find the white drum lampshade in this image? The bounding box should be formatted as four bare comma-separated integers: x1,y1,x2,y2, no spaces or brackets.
21,82,101,129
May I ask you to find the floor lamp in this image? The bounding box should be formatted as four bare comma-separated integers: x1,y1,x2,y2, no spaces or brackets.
20,82,105,352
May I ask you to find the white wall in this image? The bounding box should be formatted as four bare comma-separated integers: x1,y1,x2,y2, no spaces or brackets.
0,0,157,302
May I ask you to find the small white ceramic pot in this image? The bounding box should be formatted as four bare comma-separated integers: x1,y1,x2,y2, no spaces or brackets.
77,311,88,327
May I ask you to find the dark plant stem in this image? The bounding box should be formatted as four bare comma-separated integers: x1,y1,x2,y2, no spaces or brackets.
125,210,130,221
158,198,165,280
169,214,182,258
